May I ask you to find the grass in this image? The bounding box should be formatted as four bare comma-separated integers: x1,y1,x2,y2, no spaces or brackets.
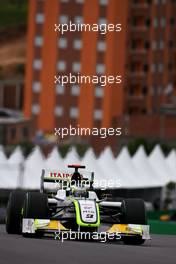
0,0,28,31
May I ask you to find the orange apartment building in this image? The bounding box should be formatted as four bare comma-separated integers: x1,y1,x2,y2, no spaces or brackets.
24,0,176,147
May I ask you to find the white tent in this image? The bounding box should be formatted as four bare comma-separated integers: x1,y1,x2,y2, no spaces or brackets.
7,146,25,188
116,147,143,188
0,145,6,161
64,147,80,167
165,150,176,180
22,146,46,189
82,148,107,188
0,146,19,189
0,147,16,189
8,146,24,164
46,147,64,171
148,145,176,185
132,146,163,188
0,144,176,190
98,147,122,188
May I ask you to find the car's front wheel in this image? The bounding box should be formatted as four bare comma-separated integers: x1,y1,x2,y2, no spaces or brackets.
121,198,147,245
6,190,26,234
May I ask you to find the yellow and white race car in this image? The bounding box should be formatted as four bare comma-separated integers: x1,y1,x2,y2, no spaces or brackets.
6,165,150,244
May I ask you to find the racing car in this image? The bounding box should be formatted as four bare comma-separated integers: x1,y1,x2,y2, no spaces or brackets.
6,165,150,244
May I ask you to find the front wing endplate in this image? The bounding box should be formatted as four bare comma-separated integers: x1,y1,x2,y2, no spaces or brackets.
22,218,150,240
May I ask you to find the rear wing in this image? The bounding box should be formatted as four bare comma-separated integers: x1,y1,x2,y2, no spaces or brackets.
40,169,94,193
40,169,72,193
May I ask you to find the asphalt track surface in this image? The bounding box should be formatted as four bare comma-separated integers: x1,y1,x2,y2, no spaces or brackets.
0,225,176,264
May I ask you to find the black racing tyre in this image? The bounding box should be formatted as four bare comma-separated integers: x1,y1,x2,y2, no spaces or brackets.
23,192,49,237
6,190,26,234
121,198,147,245
23,192,49,219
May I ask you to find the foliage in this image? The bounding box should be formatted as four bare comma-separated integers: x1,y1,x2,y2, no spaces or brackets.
18,140,34,157
126,138,176,156
0,0,28,30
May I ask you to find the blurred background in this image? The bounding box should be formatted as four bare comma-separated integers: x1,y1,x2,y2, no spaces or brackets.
1,0,176,155
1,0,176,233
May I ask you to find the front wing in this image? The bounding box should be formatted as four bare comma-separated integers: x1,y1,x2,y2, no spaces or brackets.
22,218,150,241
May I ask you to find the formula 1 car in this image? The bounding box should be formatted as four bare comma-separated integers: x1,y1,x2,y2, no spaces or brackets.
6,165,150,244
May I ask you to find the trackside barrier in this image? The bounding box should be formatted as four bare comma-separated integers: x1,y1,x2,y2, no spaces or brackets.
149,220,176,235
147,210,175,220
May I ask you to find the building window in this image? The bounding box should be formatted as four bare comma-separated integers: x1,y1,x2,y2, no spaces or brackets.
99,0,108,5
59,15,69,24
70,107,79,118
99,18,107,25
159,40,164,49
155,0,166,4
153,18,159,28
131,40,136,50
55,106,63,116
143,64,148,72
158,63,163,73
144,41,150,49
168,40,174,48
32,82,41,93
71,85,80,96
168,62,173,70
95,87,104,98
157,85,162,95
72,62,81,72
76,0,84,3
152,41,157,50
170,17,175,26
145,18,151,27
161,17,166,27
94,109,103,120
150,86,155,95
57,61,66,71
129,86,135,96
34,36,43,46
36,13,44,24
58,37,67,49
154,0,161,4
96,64,105,74
33,59,42,70
142,108,147,114
73,39,82,50
56,85,65,94
74,16,83,24
32,104,40,114
97,41,106,52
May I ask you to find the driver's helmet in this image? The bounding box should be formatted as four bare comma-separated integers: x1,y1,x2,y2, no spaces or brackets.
72,187,88,198
71,172,82,186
